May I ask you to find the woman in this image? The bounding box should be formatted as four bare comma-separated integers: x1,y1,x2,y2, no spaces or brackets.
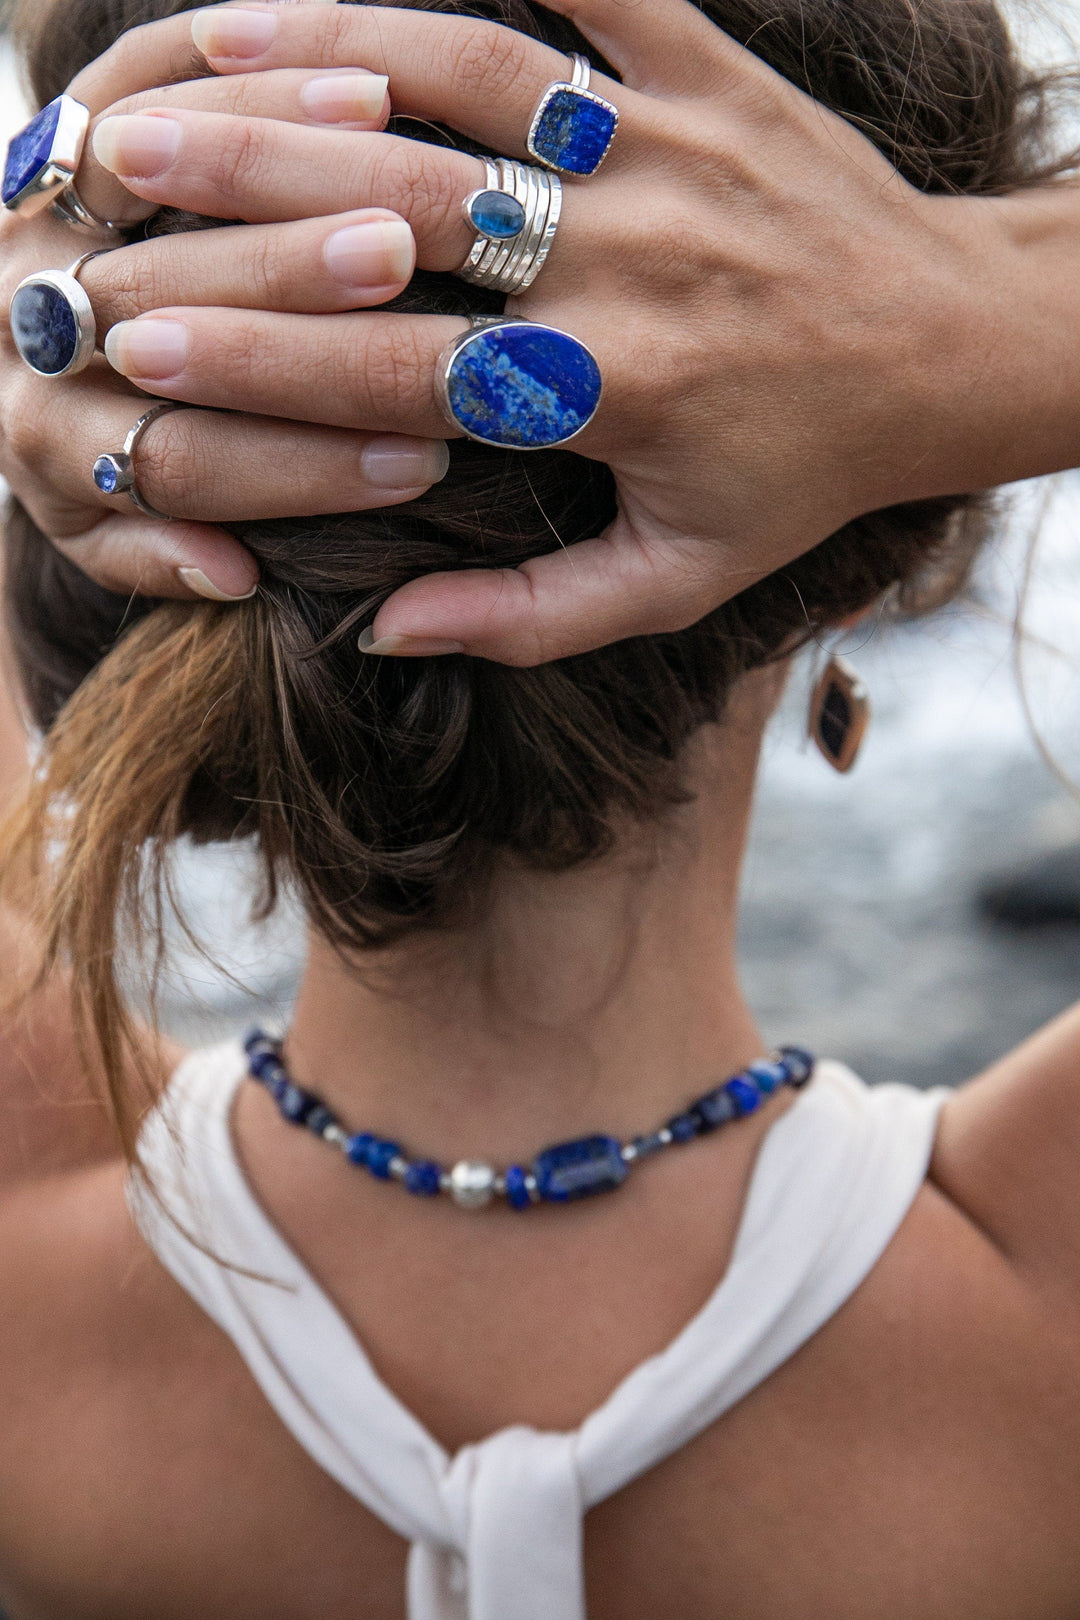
2,3,1080,1620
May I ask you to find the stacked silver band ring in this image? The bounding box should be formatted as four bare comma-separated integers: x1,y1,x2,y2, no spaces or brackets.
92,402,193,520
459,157,563,295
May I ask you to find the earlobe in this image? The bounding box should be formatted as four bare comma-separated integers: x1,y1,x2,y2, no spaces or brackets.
808,655,870,773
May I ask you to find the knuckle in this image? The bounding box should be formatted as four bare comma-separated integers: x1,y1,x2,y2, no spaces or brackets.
136,417,199,511
375,142,462,245
444,20,534,104
344,325,430,421
94,246,163,322
208,119,272,202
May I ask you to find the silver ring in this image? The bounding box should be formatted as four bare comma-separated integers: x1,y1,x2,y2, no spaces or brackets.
50,177,127,235
436,316,602,450
525,52,618,177
92,402,194,520
9,248,113,378
459,157,562,295
3,94,90,217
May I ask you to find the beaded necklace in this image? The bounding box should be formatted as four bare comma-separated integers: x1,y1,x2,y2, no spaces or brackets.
244,1030,815,1212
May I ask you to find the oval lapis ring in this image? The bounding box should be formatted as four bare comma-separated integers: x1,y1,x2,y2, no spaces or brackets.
9,249,111,379
435,318,602,451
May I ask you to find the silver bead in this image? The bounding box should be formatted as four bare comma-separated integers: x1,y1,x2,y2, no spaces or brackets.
388,1156,408,1181
620,1142,638,1163
448,1160,496,1210
323,1124,347,1146
657,1127,674,1146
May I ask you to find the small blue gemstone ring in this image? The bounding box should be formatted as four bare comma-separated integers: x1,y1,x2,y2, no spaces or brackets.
459,156,563,295
435,317,603,451
8,249,110,379
526,53,619,179
92,401,193,520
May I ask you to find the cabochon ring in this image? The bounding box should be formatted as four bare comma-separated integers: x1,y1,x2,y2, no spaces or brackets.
92,402,193,520
459,157,563,294
526,52,619,178
435,317,602,450
2,93,124,232
9,248,113,379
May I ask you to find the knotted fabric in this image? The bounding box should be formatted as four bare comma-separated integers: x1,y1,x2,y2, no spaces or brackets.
129,1043,946,1620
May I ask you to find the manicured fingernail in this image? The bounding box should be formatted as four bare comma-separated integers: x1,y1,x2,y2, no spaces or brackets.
361,435,449,489
301,72,389,123
358,627,465,657
93,114,181,178
177,567,257,602
325,220,414,289
104,319,189,379
191,7,278,58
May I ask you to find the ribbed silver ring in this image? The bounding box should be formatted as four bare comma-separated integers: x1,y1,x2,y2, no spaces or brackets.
51,177,127,235
458,157,562,295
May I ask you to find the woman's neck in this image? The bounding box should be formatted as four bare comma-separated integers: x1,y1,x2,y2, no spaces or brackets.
283,695,774,1163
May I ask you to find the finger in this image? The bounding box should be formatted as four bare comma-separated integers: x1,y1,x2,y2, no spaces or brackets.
103,308,469,438
81,210,418,325
359,514,721,666
89,109,482,271
75,67,392,229
29,372,452,524
49,511,261,601
511,0,751,94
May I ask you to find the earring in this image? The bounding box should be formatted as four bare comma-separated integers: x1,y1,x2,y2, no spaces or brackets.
808,655,870,773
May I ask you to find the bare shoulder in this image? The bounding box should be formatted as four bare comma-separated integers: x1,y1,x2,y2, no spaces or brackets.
930,1001,1080,1307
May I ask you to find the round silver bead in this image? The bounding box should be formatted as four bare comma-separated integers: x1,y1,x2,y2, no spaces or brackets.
448,1160,496,1210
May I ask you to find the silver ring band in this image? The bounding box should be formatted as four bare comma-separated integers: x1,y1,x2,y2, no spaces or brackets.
92,402,195,520
50,177,126,235
459,158,562,295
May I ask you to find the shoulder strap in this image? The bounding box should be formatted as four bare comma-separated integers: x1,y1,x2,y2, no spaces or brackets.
130,1050,946,1620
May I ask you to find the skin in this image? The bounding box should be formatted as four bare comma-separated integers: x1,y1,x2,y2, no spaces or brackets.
6,0,1080,653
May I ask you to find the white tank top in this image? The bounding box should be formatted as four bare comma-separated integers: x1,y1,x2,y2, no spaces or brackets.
127,1042,947,1620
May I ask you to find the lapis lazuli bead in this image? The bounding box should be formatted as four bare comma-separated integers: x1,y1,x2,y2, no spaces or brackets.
504,1165,533,1210
631,1131,667,1157
305,1105,335,1137
445,323,602,450
696,1087,738,1129
279,1083,317,1123
367,1139,403,1179
248,1048,280,1080
3,97,64,206
346,1131,377,1167
528,86,618,176
533,1134,628,1202
725,1077,761,1116
10,281,79,376
781,1046,815,1085
748,1059,787,1095
666,1112,700,1144
405,1159,442,1197
467,188,526,240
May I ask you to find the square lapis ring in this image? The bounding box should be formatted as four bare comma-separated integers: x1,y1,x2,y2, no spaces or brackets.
2,94,91,217
526,53,619,178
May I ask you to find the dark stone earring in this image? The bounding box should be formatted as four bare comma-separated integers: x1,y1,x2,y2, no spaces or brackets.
808,655,870,773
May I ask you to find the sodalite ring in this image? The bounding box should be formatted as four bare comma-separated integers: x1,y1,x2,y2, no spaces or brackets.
92,402,190,520
2,94,123,232
436,317,602,451
9,249,112,379
526,53,619,178
460,157,563,295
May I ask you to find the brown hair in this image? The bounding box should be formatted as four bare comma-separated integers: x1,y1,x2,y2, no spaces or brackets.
3,0,1073,1148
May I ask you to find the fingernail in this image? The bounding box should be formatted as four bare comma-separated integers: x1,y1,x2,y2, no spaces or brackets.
361,435,450,489
104,318,189,380
301,72,389,123
177,567,257,602
358,627,465,657
191,7,278,58
93,114,182,178
324,219,413,289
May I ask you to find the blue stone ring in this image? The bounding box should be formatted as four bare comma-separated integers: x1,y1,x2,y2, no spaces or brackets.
9,249,112,379
2,94,123,232
92,402,191,520
526,53,619,178
459,157,563,295
436,317,602,451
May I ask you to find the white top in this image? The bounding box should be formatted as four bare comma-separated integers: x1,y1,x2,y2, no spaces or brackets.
128,1043,947,1620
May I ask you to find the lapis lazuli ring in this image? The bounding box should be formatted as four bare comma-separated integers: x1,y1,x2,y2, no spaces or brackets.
460,157,563,295
92,402,191,520
435,317,602,450
9,249,112,379
526,53,619,178
3,94,124,232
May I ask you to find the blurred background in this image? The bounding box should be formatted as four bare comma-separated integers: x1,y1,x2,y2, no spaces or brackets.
1,18,1078,1088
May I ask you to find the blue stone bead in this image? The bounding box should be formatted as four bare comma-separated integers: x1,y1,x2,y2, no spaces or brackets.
305,1105,335,1137
279,1083,317,1124
367,1139,403,1179
445,323,602,450
467,188,526,240
10,281,79,376
267,1074,288,1103
404,1159,443,1197
666,1112,701,1143
248,1049,281,1080
346,1131,377,1167
748,1059,788,1095
780,1046,815,1085
529,86,618,176
504,1165,533,1210
533,1134,628,1202
724,1076,761,1116
244,1029,275,1056
696,1086,738,1129
92,455,123,495
3,97,64,206
631,1131,667,1157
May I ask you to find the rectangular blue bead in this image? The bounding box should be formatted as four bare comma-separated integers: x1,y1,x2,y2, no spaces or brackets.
533,1134,628,1202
